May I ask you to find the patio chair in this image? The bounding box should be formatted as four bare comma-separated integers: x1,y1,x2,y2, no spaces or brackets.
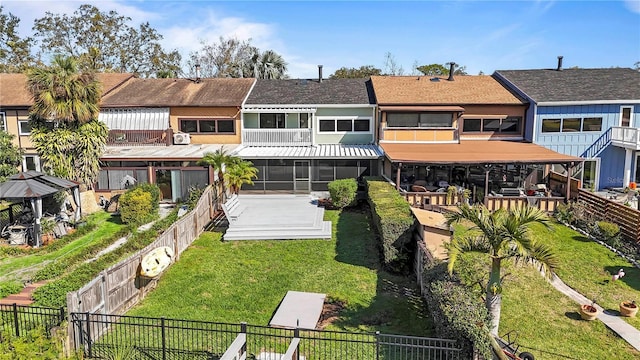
411,185,428,192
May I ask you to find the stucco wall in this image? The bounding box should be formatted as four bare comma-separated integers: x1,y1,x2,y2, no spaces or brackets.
170,106,241,144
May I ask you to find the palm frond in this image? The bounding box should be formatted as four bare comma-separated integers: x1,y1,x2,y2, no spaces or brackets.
446,233,491,274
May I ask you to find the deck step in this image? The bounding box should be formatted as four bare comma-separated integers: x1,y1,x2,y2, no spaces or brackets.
224,221,332,241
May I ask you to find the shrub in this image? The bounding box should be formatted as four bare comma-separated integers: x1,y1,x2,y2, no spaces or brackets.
594,221,621,247
136,183,161,212
365,178,415,273
554,202,575,224
119,187,153,225
328,178,358,209
422,261,492,359
0,326,72,359
0,281,23,299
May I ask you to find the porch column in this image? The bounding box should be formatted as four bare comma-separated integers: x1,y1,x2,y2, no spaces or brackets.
396,162,402,190
623,149,633,187
565,162,573,200
484,165,491,207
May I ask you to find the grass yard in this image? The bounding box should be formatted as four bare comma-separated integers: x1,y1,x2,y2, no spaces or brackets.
128,209,434,336
452,221,640,359
529,222,640,330
0,211,122,283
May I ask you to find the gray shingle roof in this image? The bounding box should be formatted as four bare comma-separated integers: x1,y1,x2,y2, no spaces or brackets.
245,78,374,105
495,68,640,103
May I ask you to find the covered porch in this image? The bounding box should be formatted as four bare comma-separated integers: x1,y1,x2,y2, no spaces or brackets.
380,141,583,212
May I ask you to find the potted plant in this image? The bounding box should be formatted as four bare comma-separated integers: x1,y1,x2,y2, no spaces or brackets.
579,299,599,321
40,218,56,245
620,301,638,317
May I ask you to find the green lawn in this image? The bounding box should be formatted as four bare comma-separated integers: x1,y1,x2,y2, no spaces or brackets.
128,209,434,336
0,211,122,283
529,222,640,330
452,221,640,359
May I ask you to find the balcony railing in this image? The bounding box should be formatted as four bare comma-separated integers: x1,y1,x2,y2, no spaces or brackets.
107,129,172,146
242,128,312,146
380,127,459,142
611,126,640,150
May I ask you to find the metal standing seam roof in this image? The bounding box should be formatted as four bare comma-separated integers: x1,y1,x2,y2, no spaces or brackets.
381,141,583,164
101,144,239,161
99,108,170,130
234,144,383,159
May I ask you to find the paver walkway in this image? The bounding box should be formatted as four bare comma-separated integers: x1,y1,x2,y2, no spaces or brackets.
548,274,640,351
0,280,49,306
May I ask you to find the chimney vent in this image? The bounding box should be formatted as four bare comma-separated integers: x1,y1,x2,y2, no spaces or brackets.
447,62,456,81
194,64,201,83
557,56,563,71
318,65,323,83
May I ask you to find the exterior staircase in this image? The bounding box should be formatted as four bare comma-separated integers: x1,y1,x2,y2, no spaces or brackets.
581,128,612,158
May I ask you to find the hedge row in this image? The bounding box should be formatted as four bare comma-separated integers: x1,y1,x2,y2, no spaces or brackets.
422,260,493,359
365,177,415,273
327,178,358,208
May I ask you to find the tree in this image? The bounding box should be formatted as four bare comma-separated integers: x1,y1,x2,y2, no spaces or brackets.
416,63,469,76
330,65,382,79
32,4,181,77
445,204,558,336
383,52,404,75
27,56,107,187
0,6,37,73
225,160,258,194
188,37,287,79
0,130,23,182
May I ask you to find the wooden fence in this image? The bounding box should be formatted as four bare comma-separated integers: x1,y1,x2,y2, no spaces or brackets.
484,196,564,213
576,189,640,243
66,186,217,317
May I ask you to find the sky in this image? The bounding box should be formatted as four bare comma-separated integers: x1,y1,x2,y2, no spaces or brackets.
3,0,640,78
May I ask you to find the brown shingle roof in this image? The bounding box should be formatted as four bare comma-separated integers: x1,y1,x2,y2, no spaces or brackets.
370,75,525,105
0,73,134,107
381,141,582,164
101,78,256,107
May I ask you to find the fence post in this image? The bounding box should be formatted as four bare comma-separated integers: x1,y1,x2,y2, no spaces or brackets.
85,312,92,358
59,306,65,325
294,326,300,360
161,317,167,360
12,303,19,337
241,322,247,354
375,331,380,360
173,225,180,262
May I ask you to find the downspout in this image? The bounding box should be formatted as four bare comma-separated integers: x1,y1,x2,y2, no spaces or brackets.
396,162,402,190
565,162,573,201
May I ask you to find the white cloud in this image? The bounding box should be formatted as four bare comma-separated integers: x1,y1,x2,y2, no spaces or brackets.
624,0,640,14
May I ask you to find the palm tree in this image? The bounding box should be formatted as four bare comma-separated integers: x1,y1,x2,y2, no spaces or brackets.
26,55,106,187
251,50,287,79
27,55,101,126
445,204,558,336
198,147,238,198
225,160,258,194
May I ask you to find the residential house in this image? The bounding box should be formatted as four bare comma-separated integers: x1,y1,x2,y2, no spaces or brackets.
495,61,640,190
238,69,382,193
370,70,581,205
98,77,255,201
0,73,134,172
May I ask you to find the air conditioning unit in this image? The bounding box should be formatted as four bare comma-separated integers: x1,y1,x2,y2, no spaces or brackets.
173,133,191,145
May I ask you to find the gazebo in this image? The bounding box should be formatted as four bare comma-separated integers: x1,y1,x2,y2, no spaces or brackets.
0,171,81,247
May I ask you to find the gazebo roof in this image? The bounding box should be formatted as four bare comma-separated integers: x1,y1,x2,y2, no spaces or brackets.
0,171,79,200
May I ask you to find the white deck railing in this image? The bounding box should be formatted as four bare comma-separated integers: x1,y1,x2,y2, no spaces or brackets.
611,126,640,150
242,128,312,146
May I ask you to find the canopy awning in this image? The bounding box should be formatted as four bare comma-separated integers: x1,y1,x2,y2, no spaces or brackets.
378,105,465,112
381,141,583,165
234,144,383,159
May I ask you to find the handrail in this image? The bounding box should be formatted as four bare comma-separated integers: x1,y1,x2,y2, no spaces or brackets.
280,338,301,360
220,333,247,360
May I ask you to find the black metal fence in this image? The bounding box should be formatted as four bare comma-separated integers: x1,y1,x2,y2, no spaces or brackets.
71,312,461,359
0,303,66,337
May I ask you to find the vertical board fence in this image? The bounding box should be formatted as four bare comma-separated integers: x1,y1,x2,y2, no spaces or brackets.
66,186,218,347
0,303,65,337
70,312,461,359
577,189,640,243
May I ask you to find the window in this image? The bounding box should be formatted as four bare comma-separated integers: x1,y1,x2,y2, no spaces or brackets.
386,113,453,128
18,121,32,135
462,117,521,134
542,117,603,133
582,118,602,131
260,113,285,128
621,107,632,127
0,112,5,131
562,118,581,132
317,117,371,133
419,113,453,127
23,155,40,171
299,113,309,128
179,118,235,134
541,119,561,133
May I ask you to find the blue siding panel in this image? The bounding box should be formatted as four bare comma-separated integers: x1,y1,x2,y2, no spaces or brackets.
599,145,627,188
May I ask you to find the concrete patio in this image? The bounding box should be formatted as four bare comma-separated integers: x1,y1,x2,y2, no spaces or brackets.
222,194,332,241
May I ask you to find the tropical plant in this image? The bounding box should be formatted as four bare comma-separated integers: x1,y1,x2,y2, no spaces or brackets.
251,50,287,79
225,160,258,194
445,204,558,336
0,130,23,182
27,55,107,187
